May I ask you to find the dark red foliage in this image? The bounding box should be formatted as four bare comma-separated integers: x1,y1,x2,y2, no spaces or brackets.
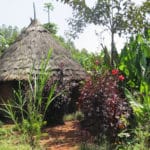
78,71,132,142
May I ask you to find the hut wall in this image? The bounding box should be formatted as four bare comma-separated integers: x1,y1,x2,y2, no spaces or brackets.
0,81,17,103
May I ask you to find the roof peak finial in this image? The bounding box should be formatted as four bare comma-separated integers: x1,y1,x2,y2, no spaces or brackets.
33,2,36,20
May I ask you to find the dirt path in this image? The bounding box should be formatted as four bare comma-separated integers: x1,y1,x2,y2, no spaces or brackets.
40,121,93,150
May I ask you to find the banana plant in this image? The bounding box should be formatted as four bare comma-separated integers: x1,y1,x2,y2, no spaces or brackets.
118,31,150,90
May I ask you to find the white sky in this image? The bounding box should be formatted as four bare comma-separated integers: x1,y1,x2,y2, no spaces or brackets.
0,0,145,53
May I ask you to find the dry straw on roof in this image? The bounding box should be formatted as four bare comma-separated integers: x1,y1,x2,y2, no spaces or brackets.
0,20,86,82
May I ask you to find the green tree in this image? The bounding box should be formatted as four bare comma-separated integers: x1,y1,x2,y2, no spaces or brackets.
43,22,58,34
141,0,150,14
0,25,19,56
43,2,58,35
56,0,149,66
140,0,150,30
44,2,54,23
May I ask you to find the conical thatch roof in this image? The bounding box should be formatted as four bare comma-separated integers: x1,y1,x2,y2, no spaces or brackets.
0,20,86,82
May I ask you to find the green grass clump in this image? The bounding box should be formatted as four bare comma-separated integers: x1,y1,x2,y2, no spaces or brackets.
80,142,109,150
63,111,84,122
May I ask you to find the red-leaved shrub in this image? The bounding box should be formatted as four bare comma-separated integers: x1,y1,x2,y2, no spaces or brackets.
78,70,132,142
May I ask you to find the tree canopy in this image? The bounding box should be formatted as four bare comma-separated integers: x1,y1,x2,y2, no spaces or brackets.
0,25,19,56
56,0,150,65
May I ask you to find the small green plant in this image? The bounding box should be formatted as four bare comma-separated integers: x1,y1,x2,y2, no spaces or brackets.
0,120,3,127
80,143,99,150
0,50,57,149
63,113,76,121
75,111,84,121
63,111,84,122
80,142,109,150
0,128,9,138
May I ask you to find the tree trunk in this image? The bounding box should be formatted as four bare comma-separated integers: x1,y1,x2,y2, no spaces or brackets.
111,31,115,66
48,9,50,23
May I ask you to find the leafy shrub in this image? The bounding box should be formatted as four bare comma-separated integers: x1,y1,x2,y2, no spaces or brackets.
43,22,58,35
79,70,133,143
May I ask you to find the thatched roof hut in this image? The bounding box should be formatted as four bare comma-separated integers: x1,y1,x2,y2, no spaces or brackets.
0,19,86,105
0,19,86,82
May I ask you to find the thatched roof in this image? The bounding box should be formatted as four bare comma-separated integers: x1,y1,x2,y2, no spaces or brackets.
0,20,86,82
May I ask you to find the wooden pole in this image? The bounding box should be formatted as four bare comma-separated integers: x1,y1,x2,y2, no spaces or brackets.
33,2,36,20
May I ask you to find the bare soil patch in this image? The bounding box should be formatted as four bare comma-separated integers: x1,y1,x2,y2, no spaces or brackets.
40,121,93,150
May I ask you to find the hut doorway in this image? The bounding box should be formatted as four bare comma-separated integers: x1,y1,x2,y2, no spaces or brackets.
0,80,18,103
